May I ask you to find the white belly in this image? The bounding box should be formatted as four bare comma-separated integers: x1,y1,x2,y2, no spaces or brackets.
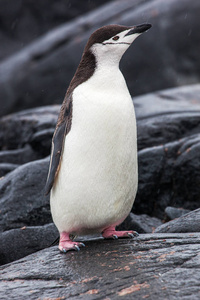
50,69,138,234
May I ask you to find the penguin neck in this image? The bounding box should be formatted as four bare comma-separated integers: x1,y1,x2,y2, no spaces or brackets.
95,49,122,72
67,50,125,95
93,48,124,86
67,50,96,96
91,58,125,91
97,60,120,72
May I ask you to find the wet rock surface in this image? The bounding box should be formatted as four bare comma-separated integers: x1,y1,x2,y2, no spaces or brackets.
0,106,59,151
0,163,19,177
135,85,200,150
165,206,191,221
0,85,199,300
1,0,200,115
155,208,200,233
134,84,200,218
0,106,59,175
0,233,200,299
118,212,162,234
0,157,51,232
0,223,58,265
0,84,199,235
0,212,161,266
135,135,200,218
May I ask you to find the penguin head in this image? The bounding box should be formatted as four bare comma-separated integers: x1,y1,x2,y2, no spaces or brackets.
85,24,152,65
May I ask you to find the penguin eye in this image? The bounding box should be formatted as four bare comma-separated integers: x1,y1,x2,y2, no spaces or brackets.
112,36,119,41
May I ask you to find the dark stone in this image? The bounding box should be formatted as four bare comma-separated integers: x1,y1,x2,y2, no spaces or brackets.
0,106,59,178
118,212,162,233
132,85,200,218
135,85,200,151
0,233,199,299
134,134,200,218
0,0,111,61
30,128,55,157
0,85,199,233
0,145,39,164
165,206,191,221
0,106,59,151
155,208,200,233
0,223,58,266
0,157,51,232
0,107,58,176
1,0,200,116
0,163,19,177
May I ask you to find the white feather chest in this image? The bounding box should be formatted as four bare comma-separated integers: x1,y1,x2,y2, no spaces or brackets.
50,66,138,234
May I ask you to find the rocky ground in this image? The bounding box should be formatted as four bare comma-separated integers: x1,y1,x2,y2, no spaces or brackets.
1,233,200,300
0,0,200,299
1,84,200,298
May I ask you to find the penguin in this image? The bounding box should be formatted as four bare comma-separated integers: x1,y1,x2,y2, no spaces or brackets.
45,23,152,252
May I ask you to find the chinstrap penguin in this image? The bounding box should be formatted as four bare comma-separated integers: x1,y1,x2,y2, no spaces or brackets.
45,23,152,252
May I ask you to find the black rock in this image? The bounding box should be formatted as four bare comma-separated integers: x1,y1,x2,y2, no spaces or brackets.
0,163,19,177
1,0,200,115
0,106,59,177
0,105,60,177
135,84,200,151
0,105,59,150
134,134,200,218
0,107,58,176
0,157,51,232
155,208,200,233
0,85,200,232
0,233,200,299
0,223,58,266
30,128,55,157
165,206,191,220
0,145,40,164
118,212,162,233
0,0,111,61
132,84,200,218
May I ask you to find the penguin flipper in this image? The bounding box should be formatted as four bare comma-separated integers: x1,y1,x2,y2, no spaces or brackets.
44,94,72,195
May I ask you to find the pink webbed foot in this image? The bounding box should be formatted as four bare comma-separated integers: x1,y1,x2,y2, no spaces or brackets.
102,226,139,240
59,232,85,253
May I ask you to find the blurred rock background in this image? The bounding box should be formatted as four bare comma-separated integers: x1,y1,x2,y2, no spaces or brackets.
0,0,200,116
0,0,200,266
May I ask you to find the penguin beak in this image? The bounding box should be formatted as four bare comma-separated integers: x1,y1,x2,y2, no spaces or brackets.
125,24,152,36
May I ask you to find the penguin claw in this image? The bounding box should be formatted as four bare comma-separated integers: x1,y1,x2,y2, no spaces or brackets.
127,233,134,238
133,231,139,237
59,238,85,253
112,234,118,240
128,231,139,238
59,243,84,253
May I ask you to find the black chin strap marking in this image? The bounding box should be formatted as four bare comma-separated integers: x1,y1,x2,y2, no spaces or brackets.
102,42,131,45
